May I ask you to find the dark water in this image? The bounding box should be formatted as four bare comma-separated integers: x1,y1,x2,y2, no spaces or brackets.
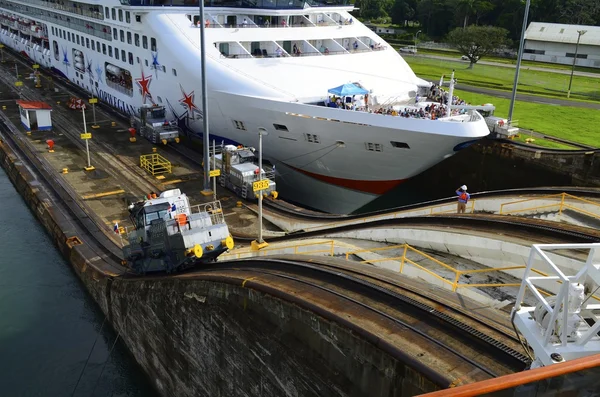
0,168,158,397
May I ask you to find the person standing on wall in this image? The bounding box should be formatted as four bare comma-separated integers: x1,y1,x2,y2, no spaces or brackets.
456,185,470,214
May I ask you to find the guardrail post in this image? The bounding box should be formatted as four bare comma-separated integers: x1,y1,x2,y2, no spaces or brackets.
470,199,475,214
559,192,565,215
330,241,334,256
400,244,408,273
452,272,461,292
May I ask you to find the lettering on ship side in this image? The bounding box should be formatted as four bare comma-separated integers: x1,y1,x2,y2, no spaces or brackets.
95,88,138,116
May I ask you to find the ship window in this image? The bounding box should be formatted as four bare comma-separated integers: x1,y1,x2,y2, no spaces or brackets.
102,44,107,55
151,37,156,51
121,49,126,61
53,40,59,61
91,40,95,51
111,9,116,20
105,7,109,19
113,28,117,40
391,141,410,149
127,32,132,45
305,134,320,143
76,35,80,45
365,142,383,152
120,30,124,42
233,120,246,130
134,33,140,47
162,65,166,72
129,52,134,65
97,41,101,52
108,46,113,57
157,96,162,103
172,68,177,76
274,124,288,131
145,59,148,66
115,47,119,59
86,38,90,48
136,15,141,23
51,27,54,35
118,10,123,22
126,11,131,24
142,35,148,49
67,32,71,41
137,57,140,64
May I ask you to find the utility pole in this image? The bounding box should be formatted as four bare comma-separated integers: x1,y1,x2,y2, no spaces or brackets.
414,30,421,50
507,0,531,124
81,106,95,171
199,0,212,197
567,30,587,99
252,127,269,250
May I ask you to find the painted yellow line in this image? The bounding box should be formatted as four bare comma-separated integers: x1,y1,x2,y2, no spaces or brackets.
162,179,183,185
242,277,257,287
82,189,125,199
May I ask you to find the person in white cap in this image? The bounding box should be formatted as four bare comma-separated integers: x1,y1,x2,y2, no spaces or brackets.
456,184,470,214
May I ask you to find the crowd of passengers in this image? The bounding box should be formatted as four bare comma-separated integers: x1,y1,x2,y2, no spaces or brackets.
325,84,472,120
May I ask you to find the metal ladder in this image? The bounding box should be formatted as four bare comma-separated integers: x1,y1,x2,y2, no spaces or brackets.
241,184,248,199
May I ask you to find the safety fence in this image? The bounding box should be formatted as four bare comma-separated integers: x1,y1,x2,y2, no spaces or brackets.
140,153,172,177
344,243,544,293
499,192,600,220
417,353,600,396
220,239,335,260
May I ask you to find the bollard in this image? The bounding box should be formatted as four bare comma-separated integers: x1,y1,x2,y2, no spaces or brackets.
62,168,68,174
236,201,242,208
128,127,137,142
46,139,55,153
152,147,157,153
26,130,31,136
1,105,5,110
56,101,60,105
111,121,117,127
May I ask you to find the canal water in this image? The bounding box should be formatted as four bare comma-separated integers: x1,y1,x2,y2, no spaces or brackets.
0,168,158,397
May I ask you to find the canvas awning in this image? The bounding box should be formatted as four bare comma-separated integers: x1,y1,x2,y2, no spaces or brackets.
327,83,369,96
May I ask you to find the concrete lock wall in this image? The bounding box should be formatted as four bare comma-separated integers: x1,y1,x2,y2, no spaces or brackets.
108,277,438,397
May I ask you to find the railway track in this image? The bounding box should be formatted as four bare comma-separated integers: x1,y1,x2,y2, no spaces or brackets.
175,257,530,383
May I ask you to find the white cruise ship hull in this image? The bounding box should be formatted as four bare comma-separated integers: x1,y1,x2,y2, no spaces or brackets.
0,2,489,213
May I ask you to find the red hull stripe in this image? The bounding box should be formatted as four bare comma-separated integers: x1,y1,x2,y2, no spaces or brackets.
289,166,406,195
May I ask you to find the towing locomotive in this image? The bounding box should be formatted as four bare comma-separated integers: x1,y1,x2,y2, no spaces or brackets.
121,189,234,274
130,104,181,145
211,144,278,200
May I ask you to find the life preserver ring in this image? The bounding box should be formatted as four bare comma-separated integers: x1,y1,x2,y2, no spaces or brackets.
498,120,505,127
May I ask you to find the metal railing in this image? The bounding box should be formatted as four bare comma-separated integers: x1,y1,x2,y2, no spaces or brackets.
417,353,600,396
345,243,547,293
221,240,335,260
106,80,134,97
499,192,600,220
139,153,172,176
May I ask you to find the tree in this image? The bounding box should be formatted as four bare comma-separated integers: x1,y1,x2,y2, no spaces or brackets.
447,25,510,68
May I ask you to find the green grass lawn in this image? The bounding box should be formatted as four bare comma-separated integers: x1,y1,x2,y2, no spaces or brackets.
454,89,600,148
405,56,600,102
412,47,600,74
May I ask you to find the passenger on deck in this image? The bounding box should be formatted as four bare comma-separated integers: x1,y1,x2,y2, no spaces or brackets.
275,47,283,57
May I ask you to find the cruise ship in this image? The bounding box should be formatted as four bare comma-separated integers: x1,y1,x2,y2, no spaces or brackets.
0,0,490,214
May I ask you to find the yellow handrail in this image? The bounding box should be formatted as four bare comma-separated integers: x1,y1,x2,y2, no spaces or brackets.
222,240,336,259
499,192,600,220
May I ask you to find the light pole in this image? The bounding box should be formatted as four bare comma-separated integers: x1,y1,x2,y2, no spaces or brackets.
82,106,94,171
199,0,212,197
567,29,587,99
414,30,421,49
252,127,269,250
507,0,531,124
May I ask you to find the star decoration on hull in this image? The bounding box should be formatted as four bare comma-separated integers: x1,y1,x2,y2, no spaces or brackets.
135,71,155,104
178,85,203,120
95,64,103,83
62,47,69,75
86,59,93,75
151,51,160,79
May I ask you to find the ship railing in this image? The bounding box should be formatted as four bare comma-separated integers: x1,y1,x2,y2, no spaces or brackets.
190,201,226,225
28,0,104,21
106,80,134,97
220,45,385,59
